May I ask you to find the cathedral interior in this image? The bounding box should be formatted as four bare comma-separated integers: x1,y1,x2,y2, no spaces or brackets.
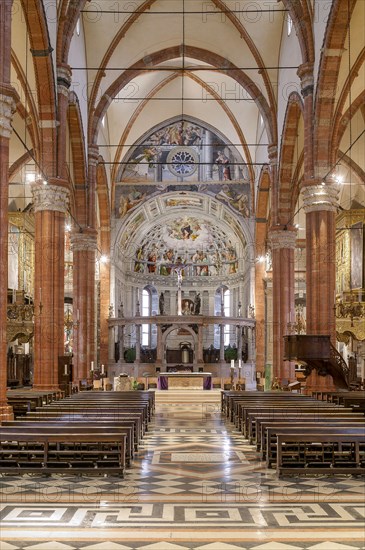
0,1,365,548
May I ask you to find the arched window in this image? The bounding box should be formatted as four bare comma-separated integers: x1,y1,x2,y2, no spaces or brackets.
141,288,150,346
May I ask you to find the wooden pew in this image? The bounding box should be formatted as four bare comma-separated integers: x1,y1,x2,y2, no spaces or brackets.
260,419,365,461
276,430,365,475
2,422,135,465
252,411,365,448
0,430,127,475
265,425,364,469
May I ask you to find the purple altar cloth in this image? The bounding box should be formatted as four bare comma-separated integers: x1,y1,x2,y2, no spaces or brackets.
158,376,212,390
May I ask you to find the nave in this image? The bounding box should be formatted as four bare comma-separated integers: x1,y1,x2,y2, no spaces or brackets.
0,391,364,550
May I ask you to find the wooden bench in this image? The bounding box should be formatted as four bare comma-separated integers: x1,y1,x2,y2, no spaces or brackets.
0,430,127,476
2,422,135,465
265,425,365,469
260,419,365,461
276,430,365,475
252,412,365,449
24,411,144,446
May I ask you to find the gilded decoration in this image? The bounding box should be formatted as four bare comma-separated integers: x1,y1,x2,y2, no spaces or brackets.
335,209,365,341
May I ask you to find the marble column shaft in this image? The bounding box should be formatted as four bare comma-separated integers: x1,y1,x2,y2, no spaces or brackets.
269,226,296,382
71,230,97,382
32,182,70,390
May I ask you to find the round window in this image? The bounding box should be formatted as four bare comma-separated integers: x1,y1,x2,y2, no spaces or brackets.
167,147,198,177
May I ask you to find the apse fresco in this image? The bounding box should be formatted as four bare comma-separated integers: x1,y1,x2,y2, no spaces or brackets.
119,120,246,184
132,217,239,277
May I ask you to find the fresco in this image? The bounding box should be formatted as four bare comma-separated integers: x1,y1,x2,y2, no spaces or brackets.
119,120,245,183
131,217,239,277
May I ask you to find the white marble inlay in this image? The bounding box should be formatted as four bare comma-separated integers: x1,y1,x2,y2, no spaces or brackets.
171,453,228,462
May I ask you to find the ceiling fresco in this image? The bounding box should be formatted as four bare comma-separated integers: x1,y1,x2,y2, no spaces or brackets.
115,182,250,220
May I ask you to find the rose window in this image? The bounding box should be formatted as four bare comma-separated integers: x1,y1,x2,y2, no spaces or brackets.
167,147,198,177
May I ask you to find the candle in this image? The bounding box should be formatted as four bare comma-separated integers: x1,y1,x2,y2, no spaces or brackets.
238,359,242,369
231,359,234,369
101,364,105,374
64,365,68,375
91,361,94,371
77,309,80,321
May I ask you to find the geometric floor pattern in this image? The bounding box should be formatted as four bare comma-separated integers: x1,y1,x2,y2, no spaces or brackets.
1,392,364,550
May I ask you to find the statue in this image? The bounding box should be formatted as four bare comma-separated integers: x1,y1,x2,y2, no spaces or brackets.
194,293,201,315
159,292,164,315
118,302,124,318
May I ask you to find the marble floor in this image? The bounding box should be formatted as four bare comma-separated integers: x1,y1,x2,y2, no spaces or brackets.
0,390,364,550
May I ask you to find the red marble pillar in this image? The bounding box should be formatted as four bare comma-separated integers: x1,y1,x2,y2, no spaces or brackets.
71,230,97,382
31,181,70,390
302,183,339,392
56,64,72,180
269,226,297,383
100,257,110,366
86,146,99,370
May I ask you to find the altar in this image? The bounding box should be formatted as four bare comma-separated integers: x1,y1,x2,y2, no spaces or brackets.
158,372,212,390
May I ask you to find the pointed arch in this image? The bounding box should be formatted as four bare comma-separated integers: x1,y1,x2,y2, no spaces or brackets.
278,92,304,224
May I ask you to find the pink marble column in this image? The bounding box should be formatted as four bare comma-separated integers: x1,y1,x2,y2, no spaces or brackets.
31,182,70,390
71,230,98,383
269,226,297,383
302,183,339,392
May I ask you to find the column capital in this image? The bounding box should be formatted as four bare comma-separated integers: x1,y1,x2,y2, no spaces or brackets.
57,63,72,97
31,182,70,213
269,225,297,249
71,230,98,252
297,62,314,97
0,84,19,138
302,183,339,213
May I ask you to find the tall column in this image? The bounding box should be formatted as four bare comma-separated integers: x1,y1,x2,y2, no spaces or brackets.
86,146,99,370
0,0,18,418
100,256,110,366
135,324,141,363
302,183,339,342
108,326,115,363
197,325,204,365
31,182,70,390
71,230,98,382
57,64,72,179
156,325,163,369
269,226,297,382
119,325,125,363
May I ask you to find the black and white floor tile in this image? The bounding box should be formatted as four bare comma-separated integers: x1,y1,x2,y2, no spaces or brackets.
1,395,364,549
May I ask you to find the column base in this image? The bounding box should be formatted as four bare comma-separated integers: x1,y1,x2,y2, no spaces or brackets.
303,371,337,395
0,404,14,423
